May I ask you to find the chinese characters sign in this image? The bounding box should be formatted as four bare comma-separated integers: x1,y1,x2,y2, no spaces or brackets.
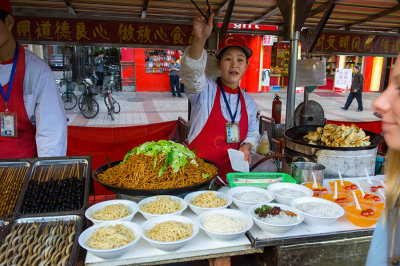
334,68,352,93
314,32,400,55
14,17,194,46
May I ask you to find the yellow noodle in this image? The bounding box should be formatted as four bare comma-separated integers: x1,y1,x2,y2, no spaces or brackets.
91,203,130,221
145,221,193,242
86,224,135,249
141,196,182,214
191,191,227,208
97,154,218,190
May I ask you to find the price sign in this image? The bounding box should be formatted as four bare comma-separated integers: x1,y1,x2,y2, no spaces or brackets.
263,35,274,46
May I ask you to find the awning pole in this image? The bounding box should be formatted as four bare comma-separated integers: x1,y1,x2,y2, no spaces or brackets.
285,30,299,129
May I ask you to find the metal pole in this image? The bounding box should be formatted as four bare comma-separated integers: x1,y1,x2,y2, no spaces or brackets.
285,30,300,128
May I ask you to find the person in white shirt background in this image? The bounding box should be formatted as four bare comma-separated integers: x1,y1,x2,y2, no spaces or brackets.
181,8,260,183
0,0,67,159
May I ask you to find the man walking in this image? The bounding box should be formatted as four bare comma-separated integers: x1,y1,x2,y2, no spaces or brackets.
168,57,182,97
94,51,105,87
341,65,363,112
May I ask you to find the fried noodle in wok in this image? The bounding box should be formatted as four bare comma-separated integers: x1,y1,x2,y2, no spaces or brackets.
97,153,218,190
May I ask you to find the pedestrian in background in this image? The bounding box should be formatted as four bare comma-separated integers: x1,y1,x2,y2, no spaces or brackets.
341,65,364,112
168,57,182,97
94,51,105,87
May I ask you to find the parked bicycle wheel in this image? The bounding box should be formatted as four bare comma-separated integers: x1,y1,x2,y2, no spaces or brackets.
80,96,99,119
62,92,78,110
104,96,115,120
111,97,120,114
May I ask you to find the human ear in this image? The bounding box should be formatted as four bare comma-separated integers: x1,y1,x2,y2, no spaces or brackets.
5,15,14,31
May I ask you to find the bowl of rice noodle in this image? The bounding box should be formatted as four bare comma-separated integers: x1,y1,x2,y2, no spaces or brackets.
291,197,345,226
141,215,199,251
85,199,139,225
248,203,304,234
78,221,142,259
198,209,253,241
138,195,187,220
184,190,232,215
93,140,220,196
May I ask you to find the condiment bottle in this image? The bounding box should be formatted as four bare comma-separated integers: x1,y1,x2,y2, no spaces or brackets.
257,131,270,155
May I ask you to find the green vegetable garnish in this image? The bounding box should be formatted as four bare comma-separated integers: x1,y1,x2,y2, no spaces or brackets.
123,140,198,177
202,174,210,179
254,204,273,213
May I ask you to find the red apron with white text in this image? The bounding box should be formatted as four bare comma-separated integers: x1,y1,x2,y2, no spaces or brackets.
189,87,248,183
0,44,37,159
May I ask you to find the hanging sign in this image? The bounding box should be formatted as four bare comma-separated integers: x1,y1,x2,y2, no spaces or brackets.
263,35,274,46
334,68,352,93
296,58,327,87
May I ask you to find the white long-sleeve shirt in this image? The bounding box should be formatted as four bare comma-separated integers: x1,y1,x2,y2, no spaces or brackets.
181,47,260,153
0,49,67,157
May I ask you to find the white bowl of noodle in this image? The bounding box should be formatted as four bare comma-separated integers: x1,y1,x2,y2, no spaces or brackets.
141,215,199,251
184,190,232,215
78,221,142,259
85,199,139,225
138,195,187,220
198,209,253,241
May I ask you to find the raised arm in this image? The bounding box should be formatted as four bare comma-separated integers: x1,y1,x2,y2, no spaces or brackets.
189,10,214,60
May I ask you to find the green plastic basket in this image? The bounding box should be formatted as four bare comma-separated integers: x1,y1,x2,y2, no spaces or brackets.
226,172,296,189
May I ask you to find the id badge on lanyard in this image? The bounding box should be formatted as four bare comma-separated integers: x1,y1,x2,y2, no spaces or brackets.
0,44,19,138
226,122,240,143
0,112,17,137
218,79,241,144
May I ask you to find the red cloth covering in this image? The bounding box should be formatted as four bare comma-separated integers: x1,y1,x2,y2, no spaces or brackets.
67,121,179,194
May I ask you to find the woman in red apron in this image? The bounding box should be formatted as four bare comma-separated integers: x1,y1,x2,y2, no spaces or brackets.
183,10,260,183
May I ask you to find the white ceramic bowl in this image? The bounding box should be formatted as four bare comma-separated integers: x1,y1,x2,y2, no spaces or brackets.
184,190,232,215
141,215,199,251
227,186,275,211
138,195,187,220
267,183,313,205
198,209,253,241
291,197,345,226
85,199,139,225
248,203,304,234
78,221,142,259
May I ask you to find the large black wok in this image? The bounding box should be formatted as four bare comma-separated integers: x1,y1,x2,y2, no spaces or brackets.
93,159,219,196
284,125,383,151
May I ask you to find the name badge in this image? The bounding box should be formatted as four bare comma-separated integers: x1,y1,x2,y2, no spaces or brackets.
226,122,240,143
0,112,18,137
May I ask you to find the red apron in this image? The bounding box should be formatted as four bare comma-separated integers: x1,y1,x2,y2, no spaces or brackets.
0,43,37,159
189,84,248,183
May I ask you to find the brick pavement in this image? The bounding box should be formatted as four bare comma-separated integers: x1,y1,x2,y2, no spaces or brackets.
65,89,381,127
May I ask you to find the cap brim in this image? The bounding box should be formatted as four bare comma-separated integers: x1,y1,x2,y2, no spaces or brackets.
216,46,252,59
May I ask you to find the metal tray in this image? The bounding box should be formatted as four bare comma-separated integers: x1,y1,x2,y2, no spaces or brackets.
0,161,31,221
15,157,91,218
0,215,83,266
93,159,219,196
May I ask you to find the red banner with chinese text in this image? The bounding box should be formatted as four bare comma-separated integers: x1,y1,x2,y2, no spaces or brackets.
314,32,400,55
13,17,194,46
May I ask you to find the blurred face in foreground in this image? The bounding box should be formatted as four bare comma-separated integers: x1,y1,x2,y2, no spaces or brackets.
218,47,248,89
372,56,400,151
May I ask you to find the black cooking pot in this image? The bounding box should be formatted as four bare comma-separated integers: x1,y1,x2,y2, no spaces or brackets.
284,125,383,151
93,159,219,196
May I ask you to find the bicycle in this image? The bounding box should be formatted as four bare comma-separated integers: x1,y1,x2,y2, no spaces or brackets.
101,84,121,120
78,77,100,119
56,78,78,110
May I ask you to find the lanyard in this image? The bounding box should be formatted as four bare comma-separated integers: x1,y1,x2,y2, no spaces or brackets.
0,44,19,112
217,79,241,123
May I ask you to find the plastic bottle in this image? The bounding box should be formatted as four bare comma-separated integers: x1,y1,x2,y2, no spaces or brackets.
257,131,270,155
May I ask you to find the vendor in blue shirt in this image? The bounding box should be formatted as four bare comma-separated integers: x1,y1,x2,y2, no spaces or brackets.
168,57,182,98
